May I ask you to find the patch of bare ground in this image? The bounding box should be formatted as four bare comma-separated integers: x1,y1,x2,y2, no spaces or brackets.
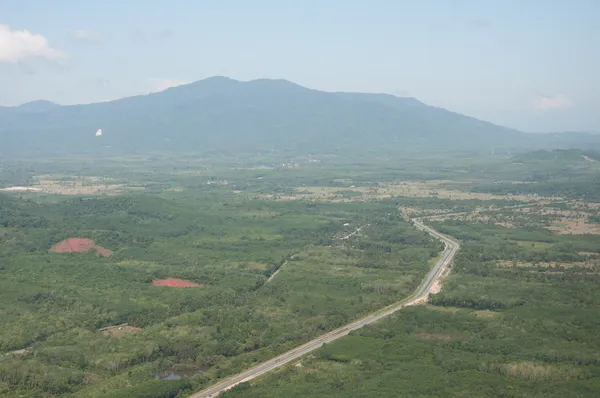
515,207,600,226
0,186,42,192
419,202,561,224
547,219,600,235
406,296,429,306
5,347,32,356
413,331,453,341
429,280,442,294
27,175,137,195
571,201,600,209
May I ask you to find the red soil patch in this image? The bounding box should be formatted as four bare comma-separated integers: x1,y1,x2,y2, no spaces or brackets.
152,278,204,288
51,238,112,257
94,246,112,257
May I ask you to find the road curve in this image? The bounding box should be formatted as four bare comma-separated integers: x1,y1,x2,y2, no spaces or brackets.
190,219,459,398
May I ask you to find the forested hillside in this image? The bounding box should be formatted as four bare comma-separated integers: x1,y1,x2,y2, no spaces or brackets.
2,77,599,158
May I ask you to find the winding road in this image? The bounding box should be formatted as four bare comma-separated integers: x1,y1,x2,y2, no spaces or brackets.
190,218,459,398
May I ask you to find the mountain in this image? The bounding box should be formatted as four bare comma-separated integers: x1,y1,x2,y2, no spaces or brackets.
15,100,61,112
1,77,598,157
0,100,61,114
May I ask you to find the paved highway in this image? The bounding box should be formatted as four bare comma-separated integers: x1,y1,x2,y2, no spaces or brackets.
190,218,459,398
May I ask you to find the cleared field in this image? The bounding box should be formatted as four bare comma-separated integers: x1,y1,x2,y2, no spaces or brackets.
51,238,112,257
26,175,141,195
261,181,558,203
547,219,600,235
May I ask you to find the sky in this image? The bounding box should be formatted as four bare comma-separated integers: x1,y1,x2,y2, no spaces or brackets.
0,0,598,133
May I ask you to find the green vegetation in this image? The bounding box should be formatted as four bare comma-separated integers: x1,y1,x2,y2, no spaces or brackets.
0,164,442,396
109,379,192,398
589,215,600,224
1,150,599,397
223,221,600,398
2,78,600,158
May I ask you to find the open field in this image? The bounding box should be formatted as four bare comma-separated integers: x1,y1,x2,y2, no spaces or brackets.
30,175,134,195
260,181,558,203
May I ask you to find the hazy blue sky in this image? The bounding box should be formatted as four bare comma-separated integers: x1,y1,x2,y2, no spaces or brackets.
1,0,598,132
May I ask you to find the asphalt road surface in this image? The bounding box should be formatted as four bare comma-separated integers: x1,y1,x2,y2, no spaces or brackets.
190,218,459,398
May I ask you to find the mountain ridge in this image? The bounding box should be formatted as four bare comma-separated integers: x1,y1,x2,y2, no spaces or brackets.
1,77,598,157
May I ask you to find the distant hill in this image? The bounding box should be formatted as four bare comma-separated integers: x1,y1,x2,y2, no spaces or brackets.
0,100,61,115
1,77,599,157
15,100,61,112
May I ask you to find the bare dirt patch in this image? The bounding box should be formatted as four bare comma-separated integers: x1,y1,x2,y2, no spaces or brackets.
547,219,600,235
5,347,32,356
429,280,443,295
0,186,42,192
28,175,137,195
152,278,205,288
51,238,112,257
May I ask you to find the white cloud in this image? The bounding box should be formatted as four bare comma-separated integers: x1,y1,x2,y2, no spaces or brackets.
0,24,67,64
533,94,573,110
70,29,101,43
146,78,188,93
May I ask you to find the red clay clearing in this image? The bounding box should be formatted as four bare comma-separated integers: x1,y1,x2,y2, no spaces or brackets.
152,278,204,288
51,238,112,257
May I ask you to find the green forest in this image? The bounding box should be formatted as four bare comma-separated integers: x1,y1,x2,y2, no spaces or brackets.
1,151,599,397
223,221,600,398
0,176,442,396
